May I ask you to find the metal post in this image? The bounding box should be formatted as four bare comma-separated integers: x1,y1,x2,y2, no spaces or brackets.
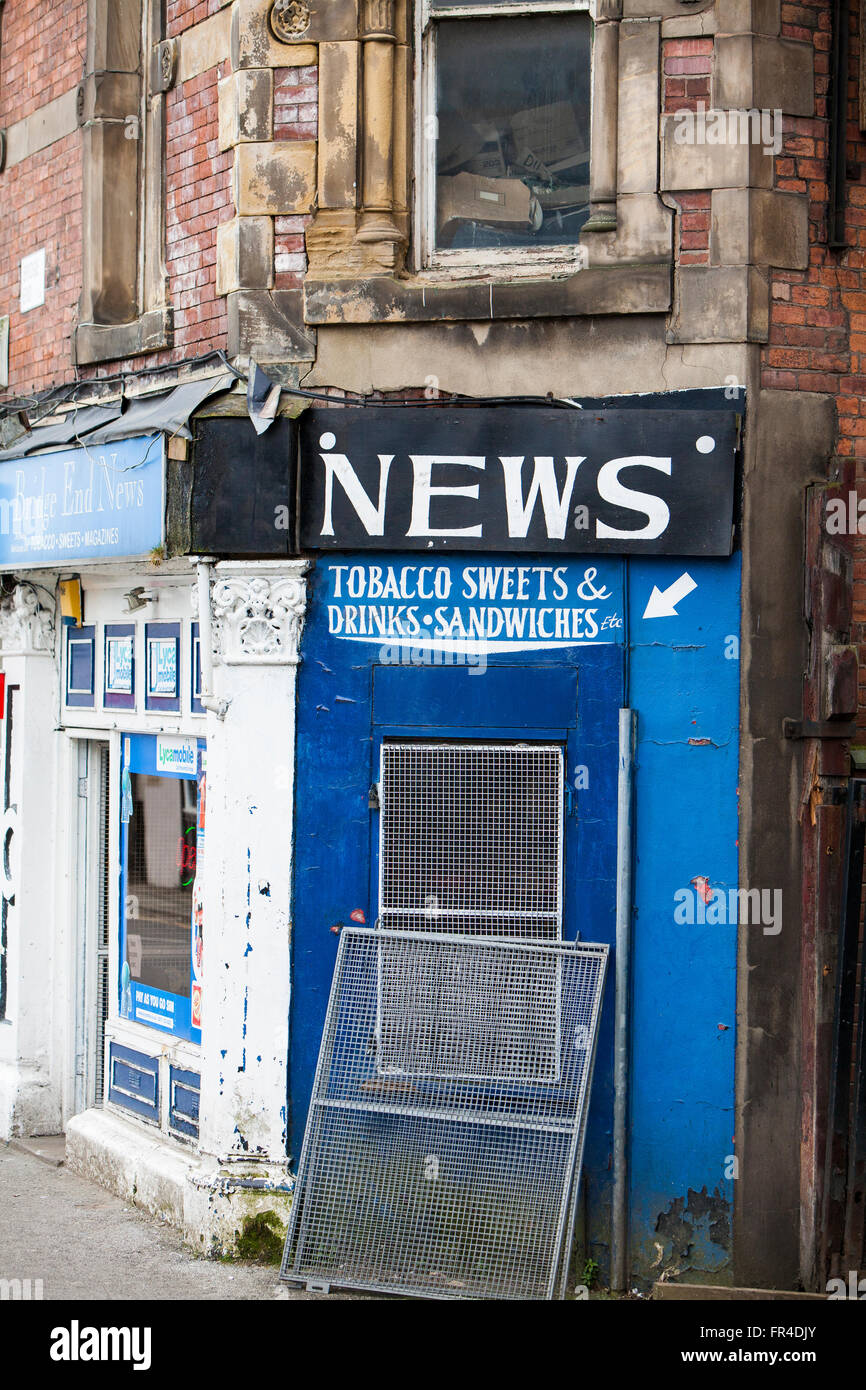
827,0,849,250
191,557,230,720
611,708,636,1292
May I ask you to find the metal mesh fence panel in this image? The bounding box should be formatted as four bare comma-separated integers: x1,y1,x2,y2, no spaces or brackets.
379,743,563,938
376,937,561,1082
282,928,608,1300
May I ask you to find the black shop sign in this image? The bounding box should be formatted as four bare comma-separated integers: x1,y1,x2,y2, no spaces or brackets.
297,407,738,556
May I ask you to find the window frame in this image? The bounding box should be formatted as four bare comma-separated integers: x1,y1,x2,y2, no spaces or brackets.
118,733,206,1046
414,0,593,275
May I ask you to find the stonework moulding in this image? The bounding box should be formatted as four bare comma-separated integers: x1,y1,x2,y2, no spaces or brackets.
356,0,404,257
363,0,396,40
269,0,312,42
153,38,178,93
0,584,55,657
211,562,308,665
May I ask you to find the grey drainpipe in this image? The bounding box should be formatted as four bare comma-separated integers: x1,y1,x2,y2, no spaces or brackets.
611,708,636,1292
192,557,230,720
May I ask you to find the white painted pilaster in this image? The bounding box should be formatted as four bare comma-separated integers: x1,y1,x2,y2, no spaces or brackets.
196,560,307,1163
0,585,60,1137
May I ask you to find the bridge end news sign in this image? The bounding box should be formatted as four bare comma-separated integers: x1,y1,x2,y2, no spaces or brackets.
0,434,165,568
298,407,738,556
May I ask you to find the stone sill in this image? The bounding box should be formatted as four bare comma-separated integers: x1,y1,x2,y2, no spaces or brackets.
74,307,173,366
303,263,672,326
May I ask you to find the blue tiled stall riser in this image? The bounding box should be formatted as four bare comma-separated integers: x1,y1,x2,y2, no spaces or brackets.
108,1044,159,1124
168,1065,200,1140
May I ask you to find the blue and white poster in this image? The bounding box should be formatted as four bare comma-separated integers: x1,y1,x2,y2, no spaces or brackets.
106,635,133,693
0,433,164,567
105,623,136,711
148,638,177,697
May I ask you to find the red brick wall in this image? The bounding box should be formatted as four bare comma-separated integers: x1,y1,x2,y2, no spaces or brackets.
0,2,85,397
0,135,83,395
760,2,866,727
662,37,713,112
273,66,318,290
274,65,318,141
763,2,840,396
163,65,233,361
662,39,713,265
0,1,234,401
0,0,86,126
166,0,225,39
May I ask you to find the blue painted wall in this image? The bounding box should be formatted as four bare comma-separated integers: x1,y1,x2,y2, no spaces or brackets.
625,556,740,1282
289,549,740,1287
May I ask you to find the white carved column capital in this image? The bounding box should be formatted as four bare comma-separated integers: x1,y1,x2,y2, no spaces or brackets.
210,560,308,666
0,583,55,657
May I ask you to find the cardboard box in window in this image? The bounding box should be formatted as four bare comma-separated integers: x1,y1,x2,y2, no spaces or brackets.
437,115,489,174
462,141,508,178
534,182,591,212
510,101,588,175
437,173,535,239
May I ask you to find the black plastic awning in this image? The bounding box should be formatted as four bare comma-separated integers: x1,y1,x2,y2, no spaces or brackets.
0,372,235,461
0,403,123,461
84,374,235,446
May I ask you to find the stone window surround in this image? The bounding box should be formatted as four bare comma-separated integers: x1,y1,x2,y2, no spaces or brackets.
301,0,712,328
75,0,172,366
414,0,594,277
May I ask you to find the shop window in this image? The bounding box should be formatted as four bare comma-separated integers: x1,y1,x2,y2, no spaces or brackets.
418,0,591,268
120,735,205,1043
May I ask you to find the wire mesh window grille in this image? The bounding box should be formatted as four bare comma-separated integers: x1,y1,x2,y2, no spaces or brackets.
379,743,563,939
282,928,608,1300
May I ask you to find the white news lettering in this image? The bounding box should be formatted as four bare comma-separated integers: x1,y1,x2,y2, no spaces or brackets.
595,456,672,540
500,456,585,539
406,456,484,539
320,453,393,537
318,450,674,542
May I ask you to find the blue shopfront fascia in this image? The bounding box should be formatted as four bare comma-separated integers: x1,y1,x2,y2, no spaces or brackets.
0,434,165,568
119,733,205,1045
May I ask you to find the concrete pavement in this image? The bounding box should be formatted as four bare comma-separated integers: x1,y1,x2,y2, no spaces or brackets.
0,1140,364,1301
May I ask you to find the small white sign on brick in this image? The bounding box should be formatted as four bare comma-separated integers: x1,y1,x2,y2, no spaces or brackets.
20,249,46,313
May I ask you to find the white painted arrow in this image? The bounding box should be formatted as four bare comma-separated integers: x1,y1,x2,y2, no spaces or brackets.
642,572,698,619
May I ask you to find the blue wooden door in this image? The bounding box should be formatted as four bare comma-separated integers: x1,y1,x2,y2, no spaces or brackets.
289,560,623,1159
